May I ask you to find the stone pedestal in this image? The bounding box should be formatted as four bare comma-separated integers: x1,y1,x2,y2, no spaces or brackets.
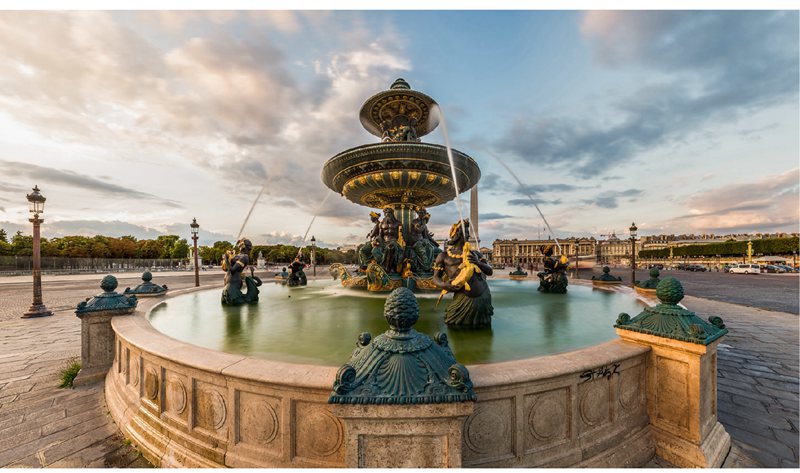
74,311,117,386
332,402,474,468
73,275,137,386
616,330,730,467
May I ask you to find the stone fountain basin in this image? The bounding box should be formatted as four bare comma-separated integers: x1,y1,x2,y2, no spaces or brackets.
105,281,655,468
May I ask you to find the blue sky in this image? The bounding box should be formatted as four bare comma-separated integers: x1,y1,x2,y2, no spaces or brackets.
0,10,797,248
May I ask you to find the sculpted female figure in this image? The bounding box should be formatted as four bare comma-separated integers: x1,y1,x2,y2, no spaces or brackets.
221,238,261,305
379,207,404,274
409,207,439,273
358,211,382,270
432,220,494,327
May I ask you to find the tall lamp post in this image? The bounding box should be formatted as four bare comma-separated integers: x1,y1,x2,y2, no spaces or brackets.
629,222,638,288
190,218,199,287
310,235,316,277
22,186,52,318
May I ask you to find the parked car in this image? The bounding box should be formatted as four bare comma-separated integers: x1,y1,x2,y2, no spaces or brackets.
722,264,734,273
685,264,707,272
775,264,795,273
729,263,761,274
762,265,786,273
648,264,664,270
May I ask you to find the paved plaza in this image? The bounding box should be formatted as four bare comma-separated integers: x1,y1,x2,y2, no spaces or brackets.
0,269,797,468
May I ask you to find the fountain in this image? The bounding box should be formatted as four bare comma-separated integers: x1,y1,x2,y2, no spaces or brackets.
103,78,730,469
324,78,480,292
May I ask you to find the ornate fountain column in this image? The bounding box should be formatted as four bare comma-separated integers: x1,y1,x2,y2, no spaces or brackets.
614,277,730,467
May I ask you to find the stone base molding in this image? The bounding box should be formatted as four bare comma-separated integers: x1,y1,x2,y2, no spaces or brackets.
332,403,474,468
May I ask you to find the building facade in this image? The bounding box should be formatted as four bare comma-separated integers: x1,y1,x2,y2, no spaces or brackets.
492,237,597,268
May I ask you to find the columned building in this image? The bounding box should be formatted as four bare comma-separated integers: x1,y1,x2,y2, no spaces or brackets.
596,233,642,266
492,237,597,268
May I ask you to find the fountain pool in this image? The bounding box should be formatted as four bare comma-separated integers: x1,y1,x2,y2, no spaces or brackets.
149,279,646,365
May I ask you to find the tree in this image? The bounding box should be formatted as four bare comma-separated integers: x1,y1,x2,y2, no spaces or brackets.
11,231,33,256
0,228,7,243
171,239,190,259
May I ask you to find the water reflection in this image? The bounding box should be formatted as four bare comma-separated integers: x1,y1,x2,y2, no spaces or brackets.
148,279,644,366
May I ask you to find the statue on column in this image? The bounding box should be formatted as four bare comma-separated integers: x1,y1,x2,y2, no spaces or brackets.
357,211,382,270
432,220,494,327
409,207,439,274
537,245,569,293
379,207,404,274
221,238,262,305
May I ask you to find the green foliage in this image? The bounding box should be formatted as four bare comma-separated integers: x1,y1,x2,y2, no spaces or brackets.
640,237,800,259
59,359,81,388
0,228,7,243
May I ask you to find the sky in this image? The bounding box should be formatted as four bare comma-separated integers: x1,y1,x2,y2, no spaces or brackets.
0,10,797,248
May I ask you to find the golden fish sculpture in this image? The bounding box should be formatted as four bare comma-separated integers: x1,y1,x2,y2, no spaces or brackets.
436,241,481,306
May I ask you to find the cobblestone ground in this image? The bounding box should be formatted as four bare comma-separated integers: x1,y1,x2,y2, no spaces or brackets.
0,272,797,468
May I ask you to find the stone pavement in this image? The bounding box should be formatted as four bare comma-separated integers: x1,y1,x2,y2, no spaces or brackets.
0,273,797,468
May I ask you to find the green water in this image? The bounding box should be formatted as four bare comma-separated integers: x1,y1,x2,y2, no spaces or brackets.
148,279,645,366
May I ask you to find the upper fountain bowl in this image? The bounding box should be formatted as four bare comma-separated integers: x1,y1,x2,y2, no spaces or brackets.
321,142,481,209
359,78,440,138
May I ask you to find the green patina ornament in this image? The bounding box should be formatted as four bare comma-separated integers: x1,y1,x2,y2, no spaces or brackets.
635,268,661,289
614,277,728,345
329,287,476,405
592,266,622,282
124,270,168,296
76,275,138,317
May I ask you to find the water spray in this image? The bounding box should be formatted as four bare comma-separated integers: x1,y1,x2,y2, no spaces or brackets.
484,149,563,254
296,191,333,259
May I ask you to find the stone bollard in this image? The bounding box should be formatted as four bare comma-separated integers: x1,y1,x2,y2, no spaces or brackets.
73,275,138,387
615,277,730,467
329,287,476,468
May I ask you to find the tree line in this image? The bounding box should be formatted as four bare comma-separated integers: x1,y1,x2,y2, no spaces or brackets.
0,228,355,265
639,236,799,259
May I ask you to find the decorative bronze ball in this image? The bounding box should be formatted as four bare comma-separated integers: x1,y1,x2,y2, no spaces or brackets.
602,266,611,273
656,277,684,305
101,275,118,292
142,271,153,282
649,268,660,278
384,287,419,331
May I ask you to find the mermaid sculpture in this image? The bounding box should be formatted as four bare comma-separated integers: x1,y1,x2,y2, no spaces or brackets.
287,255,308,287
408,207,439,274
537,245,568,293
379,207,404,274
357,211,382,270
221,238,262,305
432,219,494,327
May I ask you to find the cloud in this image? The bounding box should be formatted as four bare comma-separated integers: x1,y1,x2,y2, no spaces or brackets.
479,212,514,220
658,168,799,233
499,11,798,178
0,219,232,242
507,198,563,207
0,160,182,207
581,188,642,209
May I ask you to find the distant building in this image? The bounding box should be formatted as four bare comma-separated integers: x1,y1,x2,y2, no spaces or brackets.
596,233,642,266
492,237,597,268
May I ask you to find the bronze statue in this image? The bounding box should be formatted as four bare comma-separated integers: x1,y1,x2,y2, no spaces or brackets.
287,255,308,287
379,207,404,274
409,207,439,274
221,238,262,305
357,211,382,270
537,245,568,293
432,219,494,327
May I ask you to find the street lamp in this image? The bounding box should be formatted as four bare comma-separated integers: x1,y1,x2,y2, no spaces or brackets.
629,222,638,288
310,235,317,277
22,185,52,318
190,218,199,287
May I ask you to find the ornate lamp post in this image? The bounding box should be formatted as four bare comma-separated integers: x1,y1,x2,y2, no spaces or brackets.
629,222,638,288
190,218,199,287
22,186,53,318
746,240,753,264
310,235,317,277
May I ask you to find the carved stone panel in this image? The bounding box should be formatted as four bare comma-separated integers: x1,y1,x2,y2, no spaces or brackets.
130,355,140,389
656,356,690,431
141,361,159,409
463,397,515,463
578,378,611,435
193,380,228,437
617,363,645,413
524,386,571,452
292,401,344,465
236,390,282,455
162,370,189,425
358,434,446,468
